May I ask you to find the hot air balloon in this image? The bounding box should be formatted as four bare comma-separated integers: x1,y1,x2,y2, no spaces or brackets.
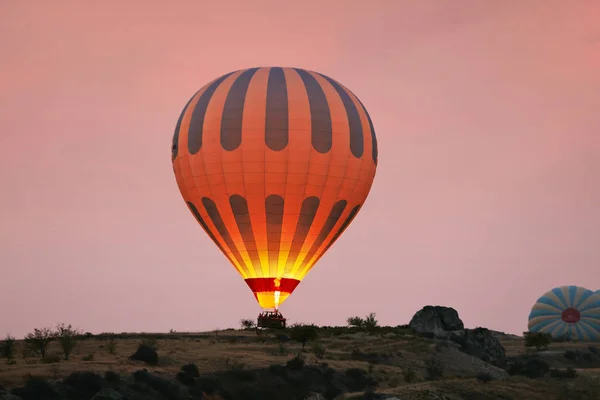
528,286,600,341
171,67,378,322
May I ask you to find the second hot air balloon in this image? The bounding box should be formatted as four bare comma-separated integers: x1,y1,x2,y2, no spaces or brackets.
528,286,600,341
171,67,378,314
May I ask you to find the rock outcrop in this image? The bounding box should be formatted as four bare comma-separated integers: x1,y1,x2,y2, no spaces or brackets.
409,306,507,369
409,305,464,336
450,328,507,368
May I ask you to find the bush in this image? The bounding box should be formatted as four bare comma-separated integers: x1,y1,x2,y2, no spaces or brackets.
240,318,256,330
589,346,598,355
347,316,365,329
177,363,200,385
82,353,95,361
286,354,305,370
403,367,417,383
24,327,56,359
312,342,326,359
364,312,379,333
130,344,158,365
476,372,494,383
507,356,549,378
288,324,319,349
1,334,15,360
56,323,83,360
344,368,377,392
104,370,120,383
424,357,444,381
524,331,552,350
107,336,117,355
549,367,578,379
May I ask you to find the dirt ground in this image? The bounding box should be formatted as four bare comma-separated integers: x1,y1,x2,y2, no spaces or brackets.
1,329,599,399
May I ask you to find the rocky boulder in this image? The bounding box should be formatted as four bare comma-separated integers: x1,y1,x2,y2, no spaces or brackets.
450,328,507,368
409,306,464,336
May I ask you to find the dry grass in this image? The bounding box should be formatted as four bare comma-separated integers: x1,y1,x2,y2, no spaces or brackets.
1,329,599,399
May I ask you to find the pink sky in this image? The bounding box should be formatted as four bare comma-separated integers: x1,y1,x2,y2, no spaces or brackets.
1,1,599,337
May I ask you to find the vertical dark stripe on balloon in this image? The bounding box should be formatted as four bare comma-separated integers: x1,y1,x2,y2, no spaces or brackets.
229,194,260,267
355,97,378,165
265,67,289,151
318,74,364,158
172,91,198,161
187,201,234,265
221,68,259,151
285,196,320,270
265,194,285,274
322,204,361,254
201,197,246,273
188,71,235,155
293,68,332,153
304,200,347,265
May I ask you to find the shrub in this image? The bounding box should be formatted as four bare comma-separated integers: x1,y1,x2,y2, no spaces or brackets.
364,312,379,333
507,356,549,378
107,336,117,355
177,363,200,385
286,354,305,370
240,318,256,330
130,344,158,365
312,342,326,359
589,346,598,355
82,352,95,361
24,327,56,359
105,370,120,383
476,372,494,383
1,334,15,360
347,316,365,329
524,331,552,350
424,357,444,381
288,324,319,349
403,367,417,383
56,323,83,360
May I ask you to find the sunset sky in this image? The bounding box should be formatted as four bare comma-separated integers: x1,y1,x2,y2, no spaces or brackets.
1,0,599,337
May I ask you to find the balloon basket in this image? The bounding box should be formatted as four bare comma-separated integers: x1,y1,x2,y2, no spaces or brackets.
256,310,287,333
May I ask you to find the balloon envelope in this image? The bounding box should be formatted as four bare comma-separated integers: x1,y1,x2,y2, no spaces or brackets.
528,286,600,341
171,67,378,309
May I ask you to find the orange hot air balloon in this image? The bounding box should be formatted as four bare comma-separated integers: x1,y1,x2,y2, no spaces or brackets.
171,67,378,310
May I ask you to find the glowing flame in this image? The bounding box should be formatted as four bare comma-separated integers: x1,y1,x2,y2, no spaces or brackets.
274,291,281,309
273,278,281,310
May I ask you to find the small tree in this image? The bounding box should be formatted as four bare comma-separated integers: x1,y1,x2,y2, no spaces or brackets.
56,323,83,360
25,327,56,359
1,334,16,360
524,331,552,351
364,312,379,333
240,318,256,330
347,316,365,329
288,324,319,350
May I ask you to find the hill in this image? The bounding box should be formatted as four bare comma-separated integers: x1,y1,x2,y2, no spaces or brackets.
1,323,599,400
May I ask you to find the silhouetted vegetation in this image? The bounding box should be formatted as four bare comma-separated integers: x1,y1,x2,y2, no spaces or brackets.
240,318,256,330
24,327,55,359
56,323,82,360
476,372,494,383
507,355,550,378
424,357,445,380
287,323,319,349
1,334,15,360
524,331,552,350
130,344,158,365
